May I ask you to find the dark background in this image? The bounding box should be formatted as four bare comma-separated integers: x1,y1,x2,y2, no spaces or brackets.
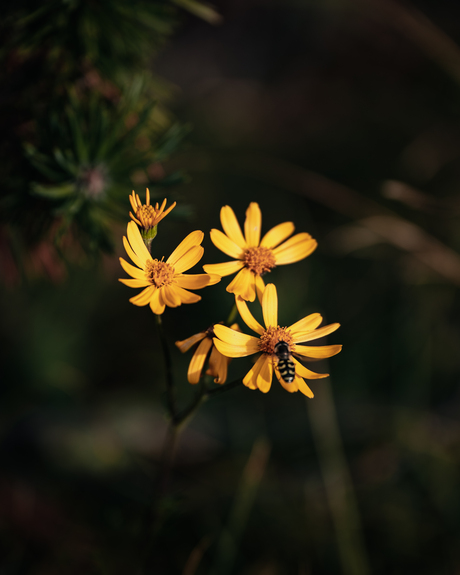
2,0,460,573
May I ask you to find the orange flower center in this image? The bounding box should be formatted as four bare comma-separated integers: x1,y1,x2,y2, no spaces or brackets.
243,246,276,276
259,326,293,355
136,205,160,230
145,259,174,287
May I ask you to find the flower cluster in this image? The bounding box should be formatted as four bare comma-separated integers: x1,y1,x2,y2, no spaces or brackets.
119,193,341,396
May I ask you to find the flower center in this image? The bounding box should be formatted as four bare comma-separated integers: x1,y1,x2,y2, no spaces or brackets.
243,246,276,276
145,259,174,287
136,205,159,230
259,326,294,355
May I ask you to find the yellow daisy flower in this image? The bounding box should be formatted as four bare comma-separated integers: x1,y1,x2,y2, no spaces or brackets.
213,284,342,397
119,221,220,315
129,188,176,230
175,323,239,385
203,202,317,302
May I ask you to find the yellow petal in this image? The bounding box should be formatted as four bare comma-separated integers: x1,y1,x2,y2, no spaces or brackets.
162,285,182,307
293,357,329,380
262,283,278,328
294,323,341,343
210,229,245,259
129,285,156,306
243,354,266,389
255,274,265,304
273,234,317,265
119,278,151,288
127,221,151,266
275,366,299,393
256,354,273,393
244,202,262,247
289,313,323,338
172,285,202,305
236,296,264,335
173,246,204,274
167,230,204,266
214,324,260,350
123,235,144,269
226,267,256,302
213,338,256,358
295,375,314,398
206,346,229,384
129,191,138,212
175,332,207,353
294,344,342,358
119,257,146,280
203,260,245,277
220,205,247,249
149,288,165,314
188,337,213,384
260,222,295,248
175,273,220,290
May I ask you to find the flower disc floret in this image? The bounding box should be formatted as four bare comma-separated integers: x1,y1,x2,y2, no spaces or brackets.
244,246,276,276
259,326,293,355
145,259,174,287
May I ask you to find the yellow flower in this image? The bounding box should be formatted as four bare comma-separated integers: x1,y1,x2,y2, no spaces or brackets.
213,284,341,397
129,189,176,249
203,202,317,302
175,323,239,385
119,221,220,315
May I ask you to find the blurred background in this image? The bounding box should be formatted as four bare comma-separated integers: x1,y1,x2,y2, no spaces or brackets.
2,0,460,573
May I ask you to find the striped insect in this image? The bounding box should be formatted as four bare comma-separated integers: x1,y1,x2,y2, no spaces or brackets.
274,340,296,383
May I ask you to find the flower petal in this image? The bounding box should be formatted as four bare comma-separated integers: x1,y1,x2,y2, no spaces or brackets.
129,285,156,306
243,354,266,389
293,357,329,380
294,344,342,358
149,288,165,314
213,338,256,358
127,222,151,266
213,324,260,350
162,285,182,307
294,323,341,343
123,235,144,269
262,283,278,328
255,274,265,304
172,285,202,305
256,354,273,393
119,257,146,280
188,337,213,384
236,296,264,335
210,229,245,259
295,374,315,398
244,202,262,247
173,246,204,274
167,231,204,266
175,332,207,353
119,278,151,288
206,346,229,384
289,313,323,338
220,205,247,249
260,222,295,248
226,267,256,302
273,233,317,265
203,260,245,277
175,273,220,290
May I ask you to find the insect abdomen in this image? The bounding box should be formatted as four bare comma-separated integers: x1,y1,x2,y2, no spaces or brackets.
277,358,296,383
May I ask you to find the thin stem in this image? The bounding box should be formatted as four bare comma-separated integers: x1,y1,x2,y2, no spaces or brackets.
226,302,238,326
155,314,176,420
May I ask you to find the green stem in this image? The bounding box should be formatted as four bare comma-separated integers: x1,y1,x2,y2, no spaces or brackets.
226,302,238,326
155,314,176,420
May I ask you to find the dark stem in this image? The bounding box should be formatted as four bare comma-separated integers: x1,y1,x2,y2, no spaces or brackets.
155,314,176,420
